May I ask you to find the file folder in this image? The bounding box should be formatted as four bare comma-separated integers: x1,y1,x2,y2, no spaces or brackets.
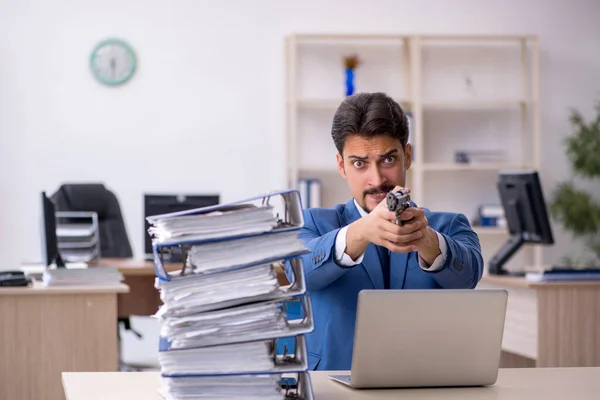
148,189,308,281
159,295,314,349
155,257,307,316
160,371,314,400
147,189,304,246
159,335,310,376
147,189,315,400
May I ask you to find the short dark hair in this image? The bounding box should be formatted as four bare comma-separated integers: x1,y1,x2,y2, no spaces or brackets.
331,92,409,155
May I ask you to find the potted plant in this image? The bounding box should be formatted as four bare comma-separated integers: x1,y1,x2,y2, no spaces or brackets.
548,101,600,268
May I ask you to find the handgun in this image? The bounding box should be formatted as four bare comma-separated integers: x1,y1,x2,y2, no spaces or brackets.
386,188,411,226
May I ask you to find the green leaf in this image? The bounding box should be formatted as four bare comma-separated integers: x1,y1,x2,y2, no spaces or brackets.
566,105,600,179
586,237,600,266
549,182,600,236
553,102,600,265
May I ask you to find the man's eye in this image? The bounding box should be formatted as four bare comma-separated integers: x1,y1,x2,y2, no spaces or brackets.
383,156,396,164
352,160,364,169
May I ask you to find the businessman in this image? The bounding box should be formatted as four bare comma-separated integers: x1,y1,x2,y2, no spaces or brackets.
295,92,484,371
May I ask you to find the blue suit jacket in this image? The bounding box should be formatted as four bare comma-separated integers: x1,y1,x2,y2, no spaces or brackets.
288,198,484,371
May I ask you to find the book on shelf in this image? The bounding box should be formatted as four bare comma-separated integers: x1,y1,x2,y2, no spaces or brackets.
297,178,321,209
147,189,315,400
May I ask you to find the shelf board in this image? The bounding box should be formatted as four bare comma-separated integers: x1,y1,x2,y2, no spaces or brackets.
299,166,415,174
298,167,339,175
419,34,537,42
420,163,532,172
295,98,411,110
290,33,409,44
421,99,532,110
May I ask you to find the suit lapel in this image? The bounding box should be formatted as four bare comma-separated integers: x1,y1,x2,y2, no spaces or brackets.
342,199,384,289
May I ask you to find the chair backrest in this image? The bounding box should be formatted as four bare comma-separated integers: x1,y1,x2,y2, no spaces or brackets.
51,183,133,258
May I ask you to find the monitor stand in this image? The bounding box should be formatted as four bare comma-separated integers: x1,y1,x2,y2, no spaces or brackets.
488,235,525,276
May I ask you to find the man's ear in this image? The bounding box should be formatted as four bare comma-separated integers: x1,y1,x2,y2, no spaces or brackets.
336,153,347,179
404,143,412,170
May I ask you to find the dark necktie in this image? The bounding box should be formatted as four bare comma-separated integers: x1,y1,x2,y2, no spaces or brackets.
376,245,390,289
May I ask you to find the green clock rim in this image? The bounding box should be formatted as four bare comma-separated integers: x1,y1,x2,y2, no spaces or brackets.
90,38,137,86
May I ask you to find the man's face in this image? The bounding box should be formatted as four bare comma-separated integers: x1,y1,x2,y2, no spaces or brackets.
336,134,412,213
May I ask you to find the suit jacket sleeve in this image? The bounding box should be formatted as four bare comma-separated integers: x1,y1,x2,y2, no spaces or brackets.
424,213,484,289
289,208,353,291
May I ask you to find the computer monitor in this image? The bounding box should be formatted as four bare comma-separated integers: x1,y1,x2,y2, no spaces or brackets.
488,170,554,275
40,191,65,268
143,194,220,259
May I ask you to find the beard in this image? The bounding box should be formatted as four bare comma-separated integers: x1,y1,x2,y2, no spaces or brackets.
361,184,396,213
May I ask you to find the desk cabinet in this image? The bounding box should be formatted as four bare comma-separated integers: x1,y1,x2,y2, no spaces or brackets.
478,276,600,368
100,258,180,317
0,283,128,400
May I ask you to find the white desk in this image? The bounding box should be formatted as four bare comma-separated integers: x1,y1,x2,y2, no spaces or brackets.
62,368,600,400
0,282,129,400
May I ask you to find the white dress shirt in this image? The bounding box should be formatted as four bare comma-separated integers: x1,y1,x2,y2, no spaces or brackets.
335,199,448,271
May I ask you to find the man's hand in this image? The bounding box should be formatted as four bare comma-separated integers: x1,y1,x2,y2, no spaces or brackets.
346,186,441,264
395,207,441,265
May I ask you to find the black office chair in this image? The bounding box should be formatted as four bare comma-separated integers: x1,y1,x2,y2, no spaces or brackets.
51,183,133,258
51,183,142,370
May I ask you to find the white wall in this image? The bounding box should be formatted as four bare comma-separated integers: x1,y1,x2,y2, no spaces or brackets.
1,0,599,268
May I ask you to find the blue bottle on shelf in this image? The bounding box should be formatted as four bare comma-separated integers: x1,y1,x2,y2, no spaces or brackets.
345,67,355,96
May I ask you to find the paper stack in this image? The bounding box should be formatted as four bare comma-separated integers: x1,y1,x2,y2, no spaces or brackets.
41,266,123,286
147,190,315,400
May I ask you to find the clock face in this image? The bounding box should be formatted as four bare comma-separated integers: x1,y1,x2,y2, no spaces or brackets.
90,39,136,86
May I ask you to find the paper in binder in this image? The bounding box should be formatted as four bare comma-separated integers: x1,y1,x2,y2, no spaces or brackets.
184,230,306,275
147,189,315,400
155,258,307,316
149,189,306,281
148,205,280,246
147,189,304,246
159,296,313,349
159,336,309,376
160,372,314,400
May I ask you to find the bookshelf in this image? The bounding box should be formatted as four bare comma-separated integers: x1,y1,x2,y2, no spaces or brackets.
285,33,542,271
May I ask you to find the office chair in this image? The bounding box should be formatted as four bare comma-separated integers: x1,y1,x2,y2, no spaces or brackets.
51,183,142,370
51,183,133,258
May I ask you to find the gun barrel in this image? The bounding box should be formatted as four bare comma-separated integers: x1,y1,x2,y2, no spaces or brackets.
386,189,410,212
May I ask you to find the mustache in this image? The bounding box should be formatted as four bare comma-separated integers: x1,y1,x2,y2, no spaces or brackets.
363,184,396,197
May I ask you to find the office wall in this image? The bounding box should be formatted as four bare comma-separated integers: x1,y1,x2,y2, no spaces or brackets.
0,0,599,268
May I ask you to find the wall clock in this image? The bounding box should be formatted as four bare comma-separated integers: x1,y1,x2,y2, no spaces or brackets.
90,39,137,86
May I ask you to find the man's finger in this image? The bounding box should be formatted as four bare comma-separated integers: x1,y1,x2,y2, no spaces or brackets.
383,230,423,245
385,242,417,253
400,207,421,221
382,219,423,235
400,218,426,233
391,185,410,192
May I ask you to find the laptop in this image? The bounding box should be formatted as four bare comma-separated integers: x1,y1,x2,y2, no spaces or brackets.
329,289,508,389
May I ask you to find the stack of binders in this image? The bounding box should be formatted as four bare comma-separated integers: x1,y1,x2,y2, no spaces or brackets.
147,189,315,400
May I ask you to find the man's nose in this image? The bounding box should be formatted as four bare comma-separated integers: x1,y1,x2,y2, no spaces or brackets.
368,165,385,187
